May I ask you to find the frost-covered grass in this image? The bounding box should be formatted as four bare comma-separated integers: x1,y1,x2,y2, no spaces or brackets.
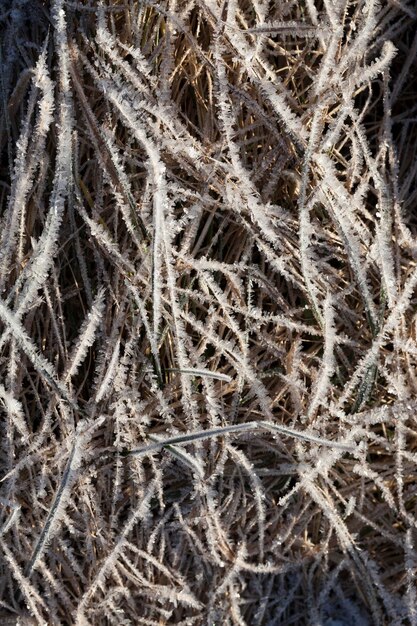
1,0,417,624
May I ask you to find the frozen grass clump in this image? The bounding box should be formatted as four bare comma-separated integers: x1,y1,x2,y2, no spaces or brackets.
1,0,417,624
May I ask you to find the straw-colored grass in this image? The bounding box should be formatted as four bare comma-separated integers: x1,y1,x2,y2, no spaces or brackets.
1,0,417,624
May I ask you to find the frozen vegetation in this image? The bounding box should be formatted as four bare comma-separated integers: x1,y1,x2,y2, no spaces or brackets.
0,0,417,624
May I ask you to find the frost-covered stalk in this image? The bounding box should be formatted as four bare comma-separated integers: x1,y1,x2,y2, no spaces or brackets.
1,1,416,624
